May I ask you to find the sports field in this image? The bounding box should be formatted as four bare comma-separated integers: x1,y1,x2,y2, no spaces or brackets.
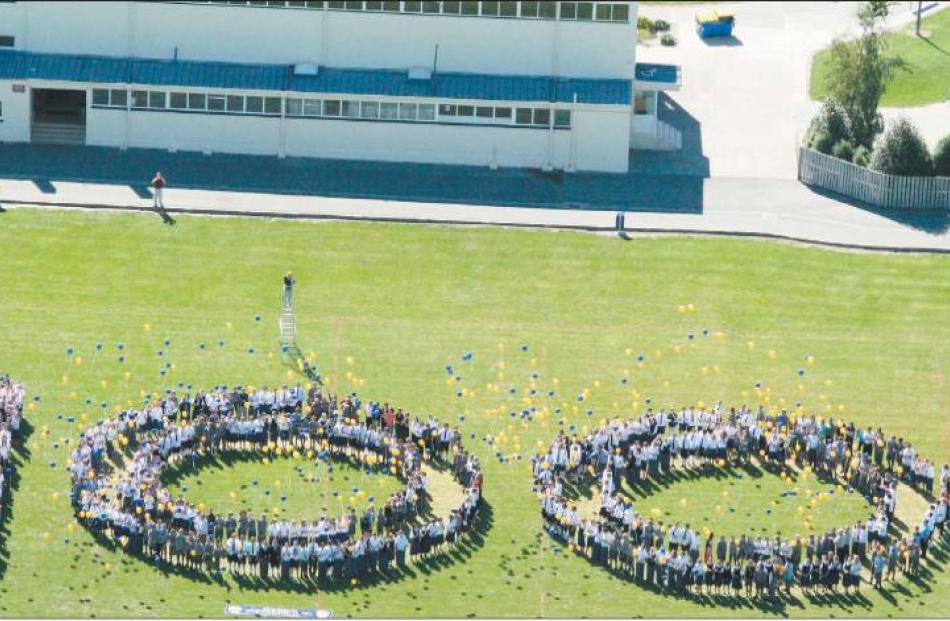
0,207,947,618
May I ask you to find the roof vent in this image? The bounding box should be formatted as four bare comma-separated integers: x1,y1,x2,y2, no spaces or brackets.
293,63,319,76
407,66,432,81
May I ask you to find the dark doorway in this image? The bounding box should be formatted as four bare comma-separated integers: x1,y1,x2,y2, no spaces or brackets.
31,88,87,145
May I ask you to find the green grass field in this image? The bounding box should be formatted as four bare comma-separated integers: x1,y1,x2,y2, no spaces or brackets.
0,207,947,618
810,8,950,107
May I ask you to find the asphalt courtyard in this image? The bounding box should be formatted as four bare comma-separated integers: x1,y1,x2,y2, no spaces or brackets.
638,1,950,179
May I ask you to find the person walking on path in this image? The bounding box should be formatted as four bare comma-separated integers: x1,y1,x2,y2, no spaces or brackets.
151,171,166,209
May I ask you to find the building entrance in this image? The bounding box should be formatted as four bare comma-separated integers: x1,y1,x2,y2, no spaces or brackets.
31,88,87,145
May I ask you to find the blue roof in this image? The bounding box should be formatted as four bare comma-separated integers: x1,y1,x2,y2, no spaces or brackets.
634,62,680,85
0,50,631,105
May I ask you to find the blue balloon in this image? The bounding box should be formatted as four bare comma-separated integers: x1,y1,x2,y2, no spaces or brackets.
118,356,125,363
198,343,206,350
96,343,103,351
255,315,262,322
117,343,124,350
157,350,164,357
797,368,805,376
521,344,528,352
164,339,171,346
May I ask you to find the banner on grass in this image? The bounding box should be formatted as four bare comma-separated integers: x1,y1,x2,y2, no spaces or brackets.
224,604,333,619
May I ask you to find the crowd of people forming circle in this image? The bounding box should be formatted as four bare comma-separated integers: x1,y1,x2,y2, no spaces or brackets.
0,374,26,518
534,404,948,599
69,384,484,584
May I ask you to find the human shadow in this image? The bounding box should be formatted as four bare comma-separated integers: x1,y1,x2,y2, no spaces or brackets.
0,418,34,582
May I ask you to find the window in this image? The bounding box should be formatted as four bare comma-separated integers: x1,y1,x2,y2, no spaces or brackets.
381,0,399,9
457,105,475,117
480,0,498,15
327,1,344,7
342,100,360,117
287,1,306,6
379,102,397,119
92,89,109,106
188,93,207,110
634,92,649,115
323,100,341,116
418,103,436,121
476,106,493,119
226,94,244,112
208,94,226,111
521,1,539,17
246,95,264,113
421,0,439,12
499,1,517,16
438,104,456,117
305,1,325,6
286,98,303,116
169,92,188,109
131,90,148,109
0,35,14,47
460,0,478,14
515,108,532,125
303,99,322,116
442,1,460,13
398,103,417,120
559,1,575,19
364,0,382,9
554,109,571,128
344,0,363,8
495,106,512,120
149,91,166,109
403,0,421,11
539,1,555,18
533,108,550,126
263,97,281,114
360,101,379,119
110,89,127,107
612,3,629,21
576,2,593,19
595,2,611,21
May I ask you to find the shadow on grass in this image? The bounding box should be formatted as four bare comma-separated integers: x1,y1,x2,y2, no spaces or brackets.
0,418,34,582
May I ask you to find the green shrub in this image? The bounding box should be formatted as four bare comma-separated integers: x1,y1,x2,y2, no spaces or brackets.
805,98,852,153
933,135,950,177
660,32,677,46
852,145,871,167
809,130,835,155
637,16,654,31
652,19,671,32
832,139,855,162
870,118,934,176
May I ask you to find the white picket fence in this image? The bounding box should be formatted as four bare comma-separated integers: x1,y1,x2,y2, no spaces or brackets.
797,147,950,210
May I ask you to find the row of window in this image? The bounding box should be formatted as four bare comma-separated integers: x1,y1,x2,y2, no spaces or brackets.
173,1,631,22
92,88,574,128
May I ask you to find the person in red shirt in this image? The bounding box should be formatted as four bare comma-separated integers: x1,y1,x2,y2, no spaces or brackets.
151,170,166,209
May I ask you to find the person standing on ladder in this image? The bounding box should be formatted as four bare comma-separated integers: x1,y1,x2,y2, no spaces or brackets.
282,272,295,307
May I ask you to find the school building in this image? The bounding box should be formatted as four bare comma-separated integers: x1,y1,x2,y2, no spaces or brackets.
0,1,681,173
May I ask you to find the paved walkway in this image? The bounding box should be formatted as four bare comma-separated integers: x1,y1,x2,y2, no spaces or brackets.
2,174,947,252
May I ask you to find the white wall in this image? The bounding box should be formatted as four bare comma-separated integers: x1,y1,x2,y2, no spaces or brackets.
0,80,31,143
15,2,637,80
575,107,631,173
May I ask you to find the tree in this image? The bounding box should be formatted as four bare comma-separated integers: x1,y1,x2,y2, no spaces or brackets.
870,118,933,176
822,1,899,148
933,135,950,177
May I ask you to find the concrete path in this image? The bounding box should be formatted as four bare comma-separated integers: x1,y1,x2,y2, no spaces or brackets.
2,175,947,252
638,1,950,179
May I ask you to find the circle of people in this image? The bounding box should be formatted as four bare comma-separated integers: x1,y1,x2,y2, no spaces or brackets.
1,374,26,518
70,383,484,585
534,403,948,599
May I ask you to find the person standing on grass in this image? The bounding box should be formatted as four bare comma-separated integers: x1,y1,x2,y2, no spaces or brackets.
151,170,166,209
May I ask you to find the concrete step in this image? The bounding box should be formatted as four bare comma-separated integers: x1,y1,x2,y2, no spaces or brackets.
31,122,86,146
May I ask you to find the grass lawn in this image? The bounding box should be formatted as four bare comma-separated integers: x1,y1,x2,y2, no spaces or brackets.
810,8,950,107
0,207,947,618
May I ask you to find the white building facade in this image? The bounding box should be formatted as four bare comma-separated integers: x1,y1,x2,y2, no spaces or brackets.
0,1,680,173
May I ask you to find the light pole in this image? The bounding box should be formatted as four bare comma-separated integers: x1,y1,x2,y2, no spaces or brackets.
916,0,922,37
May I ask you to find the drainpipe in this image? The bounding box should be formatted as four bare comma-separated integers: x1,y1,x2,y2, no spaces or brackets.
567,92,577,172
320,3,329,66
279,94,287,159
